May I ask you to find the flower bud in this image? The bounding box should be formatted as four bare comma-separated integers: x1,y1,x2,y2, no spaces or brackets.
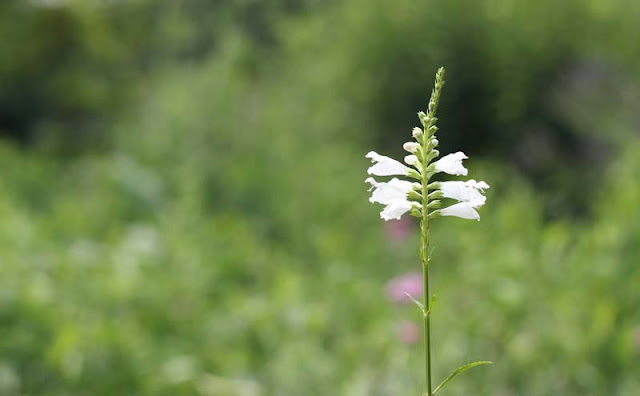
404,155,420,167
407,190,422,200
418,111,427,124
403,142,420,153
412,127,423,139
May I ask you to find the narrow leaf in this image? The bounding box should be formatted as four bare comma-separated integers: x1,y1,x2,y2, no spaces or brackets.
404,292,424,312
433,361,492,394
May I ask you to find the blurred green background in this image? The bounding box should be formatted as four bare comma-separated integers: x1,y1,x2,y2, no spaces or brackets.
1,0,640,395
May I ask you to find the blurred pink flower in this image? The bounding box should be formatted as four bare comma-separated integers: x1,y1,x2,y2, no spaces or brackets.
384,217,413,243
633,326,640,353
397,320,420,345
384,272,423,304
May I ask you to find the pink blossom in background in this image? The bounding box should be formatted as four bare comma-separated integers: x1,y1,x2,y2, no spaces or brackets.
633,326,640,352
384,217,413,244
384,272,423,304
397,320,420,345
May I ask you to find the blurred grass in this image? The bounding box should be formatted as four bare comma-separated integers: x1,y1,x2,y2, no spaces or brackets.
1,0,640,395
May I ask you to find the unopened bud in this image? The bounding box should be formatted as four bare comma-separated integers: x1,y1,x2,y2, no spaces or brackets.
407,190,422,200
404,155,420,167
412,127,423,139
427,200,441,209
403,142,420,153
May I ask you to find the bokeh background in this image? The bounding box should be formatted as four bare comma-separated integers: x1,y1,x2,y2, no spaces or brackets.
1,0,640,395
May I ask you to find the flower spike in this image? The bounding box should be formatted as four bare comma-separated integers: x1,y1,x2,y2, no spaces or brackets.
364,68,491,396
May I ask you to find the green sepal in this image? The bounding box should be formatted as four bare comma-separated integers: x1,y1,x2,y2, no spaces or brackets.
426,200,441,209
408,157,424,170
418,111,428,125
407,190,422,201
428,191,443,200
410,208,423,218
427,138,439,151
433,361,493,394
425,163,435,174
424,150,440,164
407,169,422,181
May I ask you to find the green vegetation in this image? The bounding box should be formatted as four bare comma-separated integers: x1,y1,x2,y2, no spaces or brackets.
1,0,639,395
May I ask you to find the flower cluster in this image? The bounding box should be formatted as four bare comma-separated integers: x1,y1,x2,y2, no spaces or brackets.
365,117,488,221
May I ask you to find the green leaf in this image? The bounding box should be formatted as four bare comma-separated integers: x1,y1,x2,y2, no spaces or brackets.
433,361,493,394
429,294,436,312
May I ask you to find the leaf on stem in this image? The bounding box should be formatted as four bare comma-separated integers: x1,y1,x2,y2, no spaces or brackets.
404,292,424,312
428,294,436,314
433,361,493,394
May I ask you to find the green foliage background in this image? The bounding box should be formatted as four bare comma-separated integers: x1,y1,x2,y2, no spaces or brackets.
1,0,639,395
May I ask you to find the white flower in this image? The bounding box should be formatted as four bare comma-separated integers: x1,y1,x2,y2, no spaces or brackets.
439,202,480,221
380,199,421,221
366,151,411,176
433,152,468,176
403,142,420,153
438,179,490,207
366,178,421,221
366,177,419,204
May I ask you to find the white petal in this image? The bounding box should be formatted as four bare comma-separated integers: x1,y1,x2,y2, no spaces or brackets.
468,179,490,190
366,177,416,204
366,151,411,176
380,199,414,221
412,127,423,139
438,180,487,207
440,202,480,221
433,151,468,176
364,177,380,193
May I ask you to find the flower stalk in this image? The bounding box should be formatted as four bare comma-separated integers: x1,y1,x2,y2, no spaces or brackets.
418,66,446,396
365,67,492,395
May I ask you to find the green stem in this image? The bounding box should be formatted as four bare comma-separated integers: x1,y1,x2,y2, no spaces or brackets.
420,67,445,396
420,206,432,395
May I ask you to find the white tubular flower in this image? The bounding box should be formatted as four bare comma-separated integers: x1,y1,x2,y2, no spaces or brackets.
439,202,480,221
366,177,419,204
433,151,468,176
366,151,411,176
380,199,421,221
438,179,490,207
